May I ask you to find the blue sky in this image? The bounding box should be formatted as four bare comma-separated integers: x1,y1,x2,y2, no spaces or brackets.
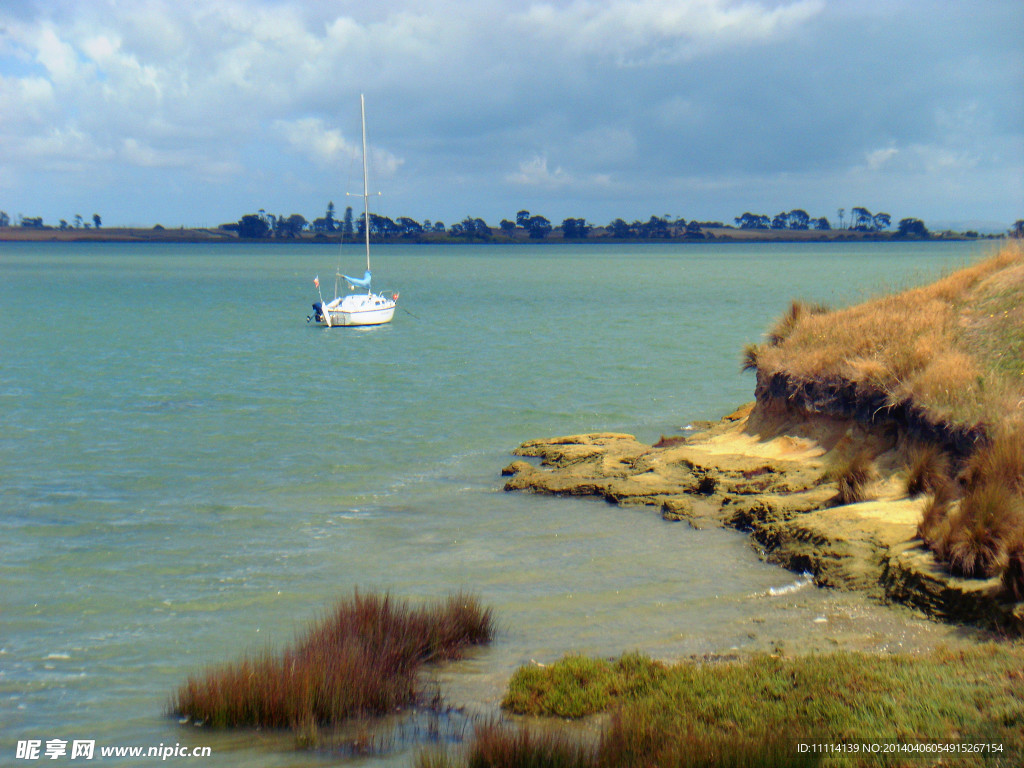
1,0,1021,230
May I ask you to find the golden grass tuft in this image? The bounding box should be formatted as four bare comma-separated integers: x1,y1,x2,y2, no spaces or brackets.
765,299,830,347
962,428,1024,496
945,483,1023,578
916,427,1024,586
740,342,759,373
1002,537,1024,602
905,443,952,498
824,450,876,505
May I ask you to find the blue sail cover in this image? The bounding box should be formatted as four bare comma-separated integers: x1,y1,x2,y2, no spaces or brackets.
344,270,372,289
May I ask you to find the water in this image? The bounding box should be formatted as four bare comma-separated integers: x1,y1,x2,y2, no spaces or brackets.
0,240,997,765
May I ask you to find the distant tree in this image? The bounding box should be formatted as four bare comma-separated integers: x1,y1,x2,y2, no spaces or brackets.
872,212,891,231
561,218,589,239
771,212,788,230
735,212,770,229
812,217,831,230
237,213,270,238
92,214,102,229
20,216,44,228
59,219,69,230
343,206,354,236
787,209,810,230
837,208,845,229
432,221,445,233
641,215,670,238
0,211,10,227
456,216,491,240
608,218,633,238
361,213,400,238
526,215,551,239
423,219,432,231
684,221,705,239
516,210,531,227
278,214,307,237
325,201,336,232
896,218,929,238
397,217,423,236
74,214,83,229
1011,220,1024,238
851,207,873,231
500,219,516,237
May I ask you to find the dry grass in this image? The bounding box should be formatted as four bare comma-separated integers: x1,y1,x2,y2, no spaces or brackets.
905,443,952,497
1003,538,1024,601
915,430,1024,584
945,483,1023,578
823,450,876,505
752,244,1024,426
171,591,493,730
962,429,1024,495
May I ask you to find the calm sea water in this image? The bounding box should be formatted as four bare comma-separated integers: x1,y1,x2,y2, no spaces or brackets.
0,240,996,765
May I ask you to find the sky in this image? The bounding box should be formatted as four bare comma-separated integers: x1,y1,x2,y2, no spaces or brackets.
1,0,1021,231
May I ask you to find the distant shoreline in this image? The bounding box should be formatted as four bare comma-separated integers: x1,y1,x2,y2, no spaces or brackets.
0,226,1002,245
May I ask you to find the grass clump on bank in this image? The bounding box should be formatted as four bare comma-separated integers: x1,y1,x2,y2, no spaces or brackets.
424,647,1024,767
170,590,493,730
917,429,1024,588
823,450,877,505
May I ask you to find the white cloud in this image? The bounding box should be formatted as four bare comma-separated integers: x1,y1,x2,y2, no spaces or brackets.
865,147,898,171
519,0,824,64
506,154,611,190
274,117,404,175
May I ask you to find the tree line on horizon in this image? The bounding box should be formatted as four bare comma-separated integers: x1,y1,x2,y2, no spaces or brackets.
1,211,101,230
223,203,950,241
5,206,1021,240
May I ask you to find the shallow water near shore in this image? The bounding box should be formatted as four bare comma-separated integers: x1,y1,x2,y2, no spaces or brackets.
0,240,998,765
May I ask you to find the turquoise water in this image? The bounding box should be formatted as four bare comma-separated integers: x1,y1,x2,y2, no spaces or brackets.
0,240,996,765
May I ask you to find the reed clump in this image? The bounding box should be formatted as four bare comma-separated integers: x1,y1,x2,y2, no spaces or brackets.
904,443,952,498
823,450,876,505
171,590,493,730
914,428,1024,593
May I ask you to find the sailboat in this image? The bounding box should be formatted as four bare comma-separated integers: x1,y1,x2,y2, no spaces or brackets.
309,95,398,327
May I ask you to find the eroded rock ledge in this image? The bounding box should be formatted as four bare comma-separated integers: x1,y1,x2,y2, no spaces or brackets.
502,399,1023,634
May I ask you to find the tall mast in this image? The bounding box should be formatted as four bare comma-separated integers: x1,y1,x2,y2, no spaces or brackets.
361,94,371,275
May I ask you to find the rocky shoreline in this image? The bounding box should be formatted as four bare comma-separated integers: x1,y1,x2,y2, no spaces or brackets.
503,398,1024,635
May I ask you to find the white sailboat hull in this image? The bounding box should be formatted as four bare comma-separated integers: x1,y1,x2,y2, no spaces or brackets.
315,292,396,327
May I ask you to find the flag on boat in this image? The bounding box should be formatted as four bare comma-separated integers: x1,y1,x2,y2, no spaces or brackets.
314,276,319,288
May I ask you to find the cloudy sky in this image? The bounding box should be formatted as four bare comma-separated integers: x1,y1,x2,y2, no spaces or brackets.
1,0,1021,230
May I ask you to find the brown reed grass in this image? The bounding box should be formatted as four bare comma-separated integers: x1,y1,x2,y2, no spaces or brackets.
945,487,1022,578
171,590,493,730
905,443,952,498
824,450,876,505
962,428,1024,496
1002,537,1024,601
